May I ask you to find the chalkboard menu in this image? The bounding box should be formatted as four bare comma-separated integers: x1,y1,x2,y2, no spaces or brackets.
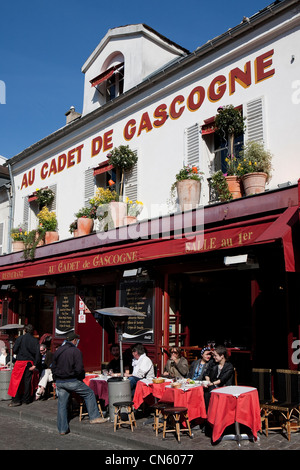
119,279,154,343
55,286,76,337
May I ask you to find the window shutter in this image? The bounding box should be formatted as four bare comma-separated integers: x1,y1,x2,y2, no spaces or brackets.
49,184,57,211
246,97,264,143
0,222,3,255
185,124,200,166
84,168,95,207
124,151,138,201
23,196,29,231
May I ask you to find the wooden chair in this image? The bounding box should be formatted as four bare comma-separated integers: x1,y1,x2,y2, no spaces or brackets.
263,369,300,441
113,401,136,432
252,368,273,431
162,407,193,442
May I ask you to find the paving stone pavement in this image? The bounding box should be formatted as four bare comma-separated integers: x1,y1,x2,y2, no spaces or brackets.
0,397,299,452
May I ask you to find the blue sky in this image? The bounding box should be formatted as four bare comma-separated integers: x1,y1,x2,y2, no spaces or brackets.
0,0,272,159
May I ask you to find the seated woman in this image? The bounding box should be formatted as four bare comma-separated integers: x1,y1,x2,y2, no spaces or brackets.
203,345,234,409
187,347,212,381
163,346,189,379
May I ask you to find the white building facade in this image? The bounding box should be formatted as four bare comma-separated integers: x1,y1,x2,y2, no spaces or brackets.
1,1,300,375
6,1,300,244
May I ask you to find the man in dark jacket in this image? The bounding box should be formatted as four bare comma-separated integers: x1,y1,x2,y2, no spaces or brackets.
8,324,40,406
51,331,107,435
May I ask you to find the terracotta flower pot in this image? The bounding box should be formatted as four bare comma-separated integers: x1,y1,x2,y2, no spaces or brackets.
124,216,137,225
242,172,267,196
73,229,79,238
109,201,127,227
176,179,201,211
77,217,94,236
225,175,242,199
45,231,59,244
12,241,25,252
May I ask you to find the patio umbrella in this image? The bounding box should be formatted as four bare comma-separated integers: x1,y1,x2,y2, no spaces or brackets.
0,324,24,370
95,307,146,376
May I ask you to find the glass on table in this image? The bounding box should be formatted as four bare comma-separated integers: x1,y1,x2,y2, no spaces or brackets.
102,369,108,376
108,369,114,376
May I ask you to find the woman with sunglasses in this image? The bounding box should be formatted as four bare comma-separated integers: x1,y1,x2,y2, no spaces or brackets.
162,346,189,379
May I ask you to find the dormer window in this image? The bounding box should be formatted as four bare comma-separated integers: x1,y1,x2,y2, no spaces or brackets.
90,62,124,103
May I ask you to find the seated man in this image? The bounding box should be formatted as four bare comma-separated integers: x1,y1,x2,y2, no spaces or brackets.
36,343,53,399
124,343,154,393
107,343,131,375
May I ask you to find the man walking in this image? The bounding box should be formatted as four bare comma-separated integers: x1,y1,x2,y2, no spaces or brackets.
51,332,107,435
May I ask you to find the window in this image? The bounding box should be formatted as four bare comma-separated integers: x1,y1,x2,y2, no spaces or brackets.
105,65,124,102
86,151,138,206
90,62,124,104
24,184,57,231
202,107,244,173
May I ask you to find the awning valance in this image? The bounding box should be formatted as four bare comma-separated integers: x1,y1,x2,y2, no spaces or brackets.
0,206,298,282
93,159,114,176
90,63,124,88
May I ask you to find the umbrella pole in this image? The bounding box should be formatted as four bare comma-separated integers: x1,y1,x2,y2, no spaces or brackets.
118,334,124,377
9,339,13,371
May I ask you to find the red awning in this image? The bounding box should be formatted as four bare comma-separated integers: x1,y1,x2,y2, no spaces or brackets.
254,206,299,272
93,160,114,176
0,207,299,281
90,63,124,87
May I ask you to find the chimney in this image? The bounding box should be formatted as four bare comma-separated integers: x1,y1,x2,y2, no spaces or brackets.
65,106,81,124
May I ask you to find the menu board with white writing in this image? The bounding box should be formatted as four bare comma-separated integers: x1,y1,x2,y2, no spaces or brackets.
55,286,76,337
120,279,154,343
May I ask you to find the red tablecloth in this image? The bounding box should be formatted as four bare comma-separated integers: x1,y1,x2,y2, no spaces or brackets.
133,380,172,409
207,386,261,442
161,385,207,422
88,379,109,406
83,375,99,386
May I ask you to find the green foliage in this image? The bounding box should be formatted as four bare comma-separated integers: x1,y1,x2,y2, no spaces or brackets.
237,140,273,182
107,145,137,171
11,225,28,242
174,165,203,182
23,228,46,260
35,188,55,208
37,206,58,231
89,188,119,206
210,170,233,202
75,206,98,219
215,105,246,139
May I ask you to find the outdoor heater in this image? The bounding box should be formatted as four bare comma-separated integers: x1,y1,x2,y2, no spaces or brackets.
0,323,24,370
95,307,145,377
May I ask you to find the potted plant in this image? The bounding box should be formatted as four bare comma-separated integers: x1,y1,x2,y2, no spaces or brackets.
171,165,203,211
37,206,59,244
10,226,28,252
69,220,78,237
237,140,273,196
210,171,233,202
74,206,97,236
215,105,246,156
107,145,138,198
35,187,55,209
215,105,246,198
124,198,143,224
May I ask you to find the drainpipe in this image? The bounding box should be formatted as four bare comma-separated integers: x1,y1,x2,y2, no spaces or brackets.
6,162,15,253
